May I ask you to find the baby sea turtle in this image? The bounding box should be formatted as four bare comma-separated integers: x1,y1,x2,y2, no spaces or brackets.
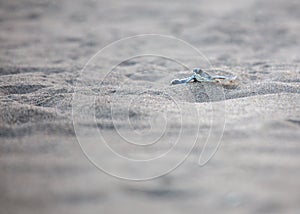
171,68,237,85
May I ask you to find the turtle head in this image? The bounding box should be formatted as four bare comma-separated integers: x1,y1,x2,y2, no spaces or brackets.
192,68,203,74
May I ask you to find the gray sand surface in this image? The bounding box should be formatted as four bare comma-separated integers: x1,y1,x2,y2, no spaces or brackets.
1,0,300,213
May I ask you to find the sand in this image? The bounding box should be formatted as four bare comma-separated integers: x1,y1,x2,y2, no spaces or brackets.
1,0,300,213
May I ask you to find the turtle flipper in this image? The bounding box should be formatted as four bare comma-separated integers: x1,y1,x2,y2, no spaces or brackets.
185,75,196,83
171,79,185,85
171,75,195,85
211,75,237,80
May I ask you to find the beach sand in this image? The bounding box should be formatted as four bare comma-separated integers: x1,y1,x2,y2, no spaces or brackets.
1,0,300,213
